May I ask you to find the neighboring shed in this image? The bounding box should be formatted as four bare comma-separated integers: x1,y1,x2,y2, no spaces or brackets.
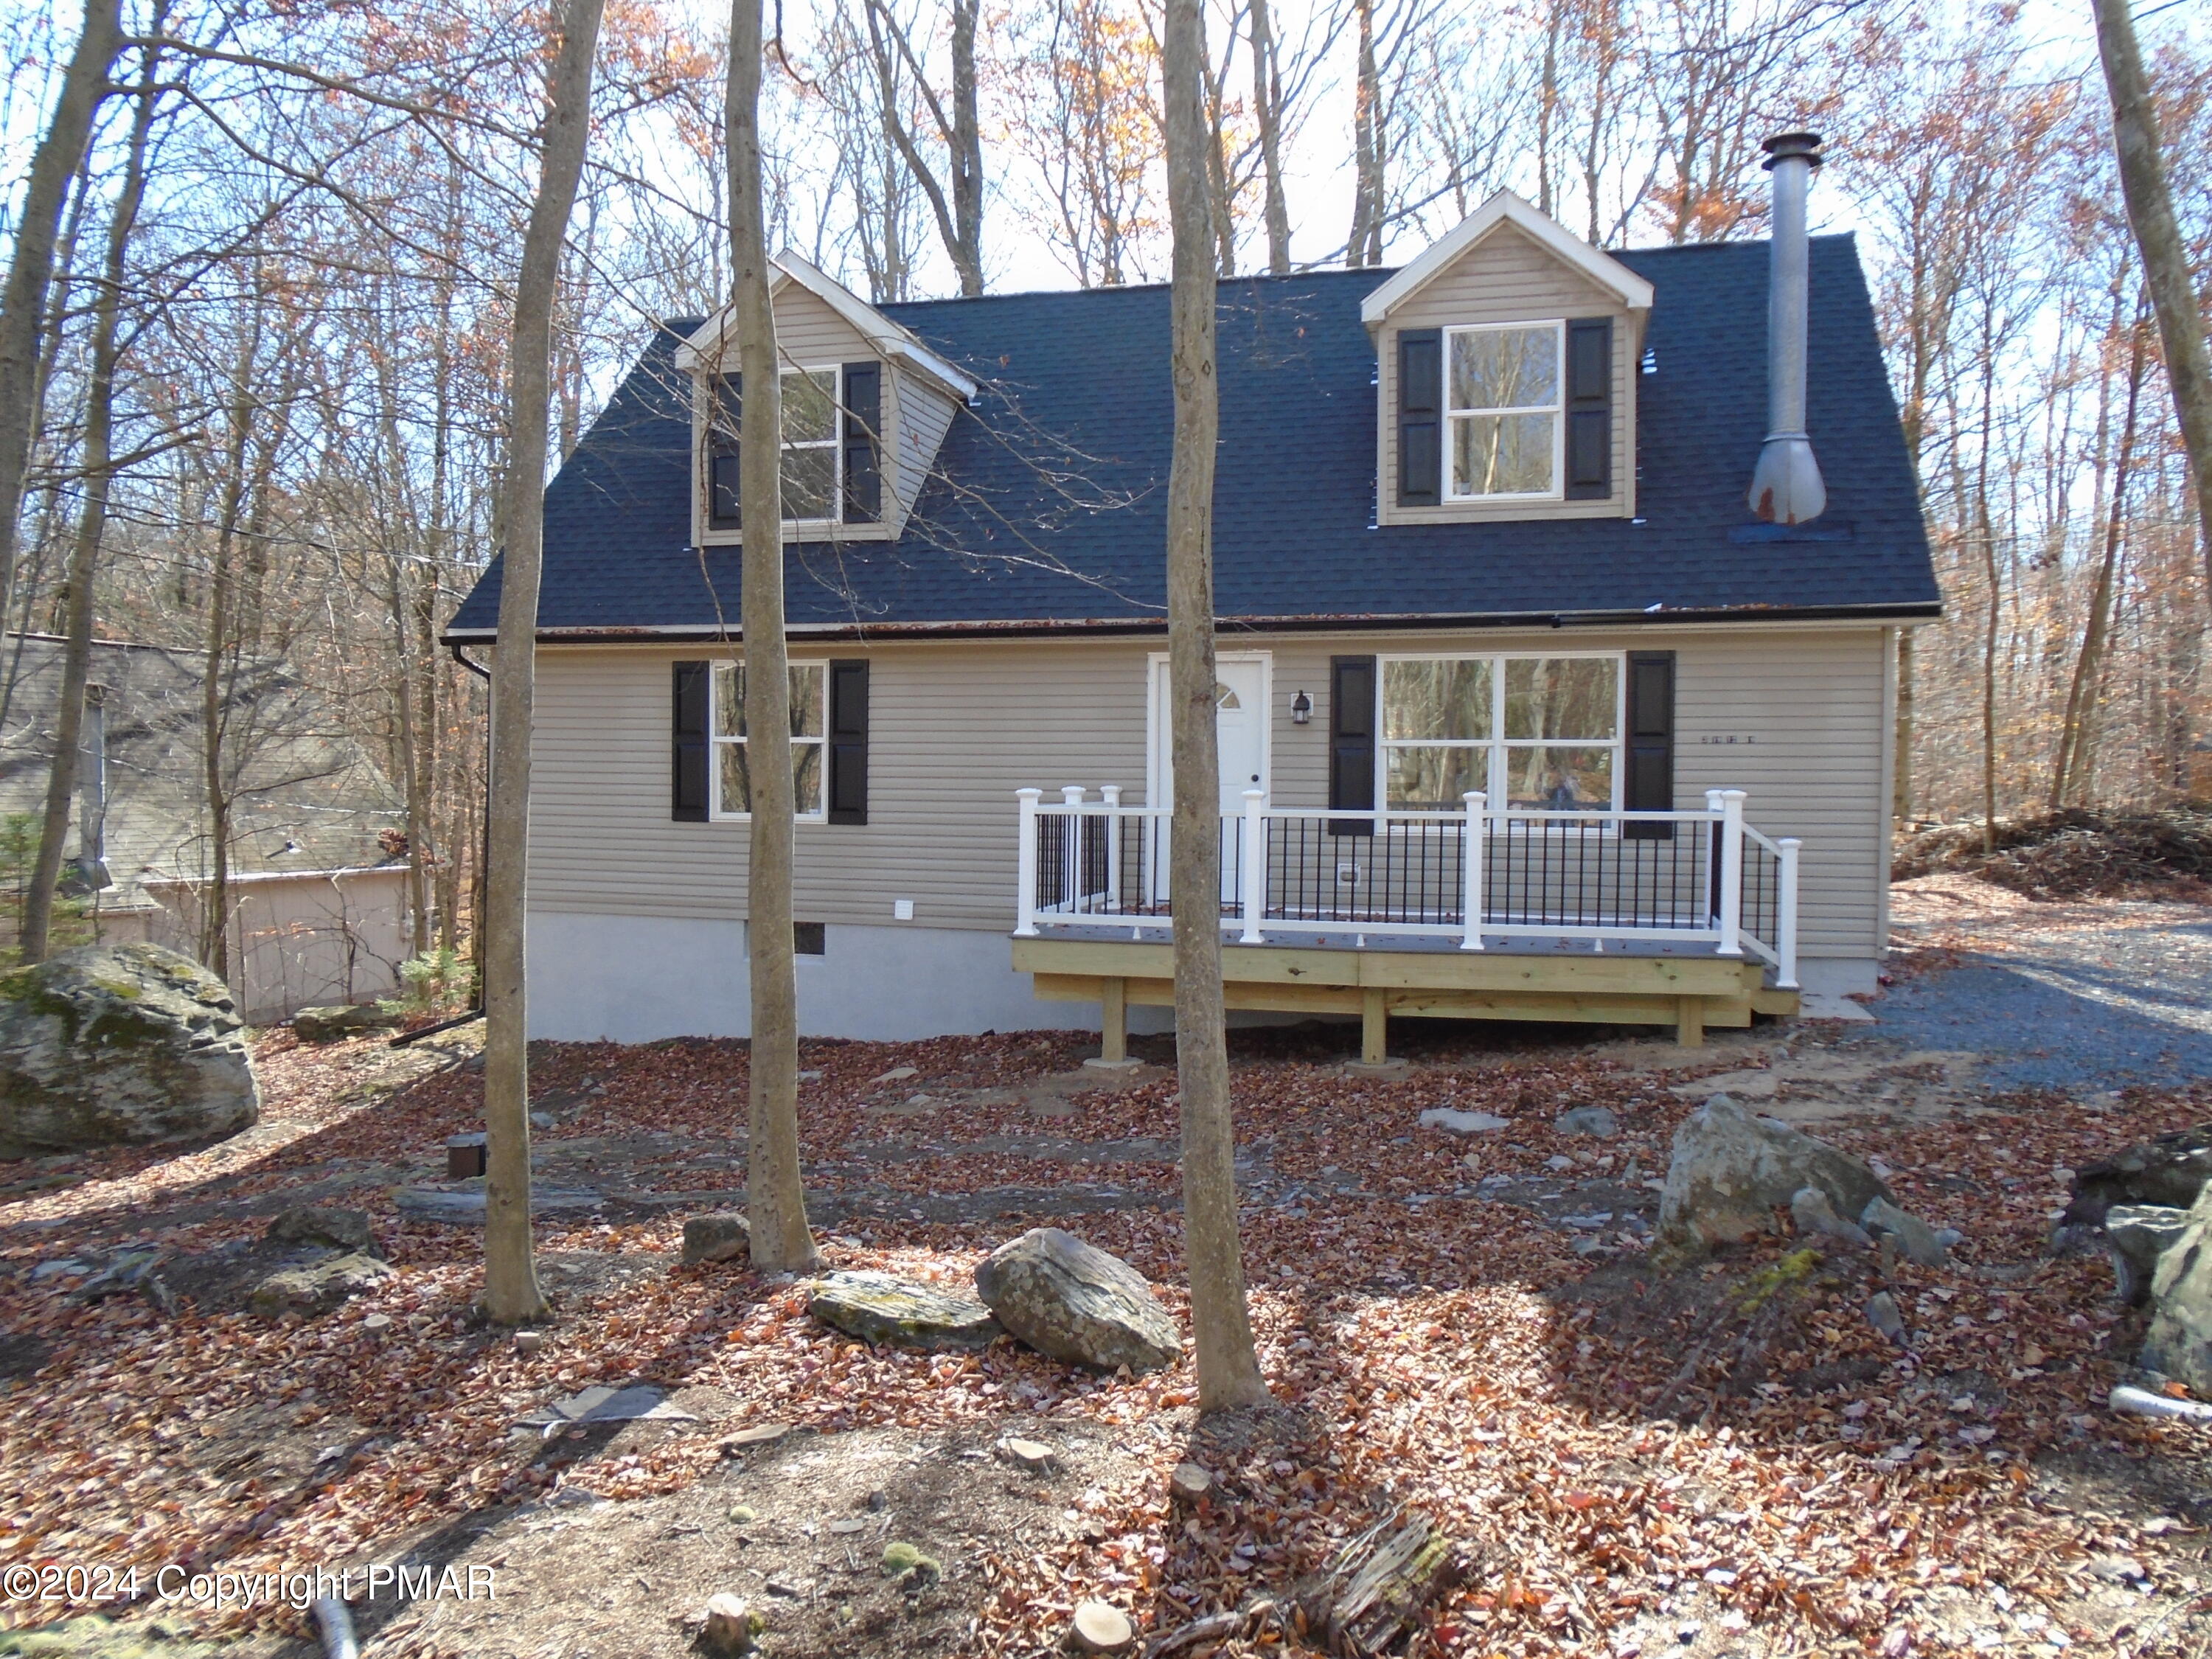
0,634,412,1020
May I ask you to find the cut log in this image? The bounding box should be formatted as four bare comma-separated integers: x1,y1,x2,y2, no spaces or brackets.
1298,1512,1463,1658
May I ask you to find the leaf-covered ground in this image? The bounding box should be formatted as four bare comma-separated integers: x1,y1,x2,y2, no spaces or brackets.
3,922,2211,1657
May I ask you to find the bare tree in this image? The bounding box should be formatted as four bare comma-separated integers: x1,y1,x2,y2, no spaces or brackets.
0,0,125,651
2093,0,2212,601
860,0,985,296
1160,0,1268,1414
729,0,821,1273
21,37,159,967
481,0,608,1325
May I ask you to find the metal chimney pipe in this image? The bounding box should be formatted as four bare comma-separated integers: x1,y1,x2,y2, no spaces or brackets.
1747,131,1826,525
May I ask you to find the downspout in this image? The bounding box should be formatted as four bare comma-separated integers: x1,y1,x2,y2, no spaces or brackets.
395,642,493,1045
1747,131,1828,526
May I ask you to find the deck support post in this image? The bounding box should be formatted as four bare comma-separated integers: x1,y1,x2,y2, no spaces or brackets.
1716,788,1746,958
1676,995,1705,1047
1361,986,1387,1065
1100,976,1127,1062
1014,789,1043,936
1239,787,1267,945
1460,791,1486,950
1775,835,1802,990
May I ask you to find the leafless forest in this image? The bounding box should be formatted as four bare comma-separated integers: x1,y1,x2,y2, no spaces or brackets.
1,0,2205,956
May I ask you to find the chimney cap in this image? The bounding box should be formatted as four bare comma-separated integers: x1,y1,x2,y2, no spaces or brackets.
1761,131,1824,170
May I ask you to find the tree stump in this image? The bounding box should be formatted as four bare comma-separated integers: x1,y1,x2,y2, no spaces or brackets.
1298,1512,1463,1657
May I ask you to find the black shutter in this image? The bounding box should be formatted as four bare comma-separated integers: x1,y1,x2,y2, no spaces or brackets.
672,661,711,821
827,658,869,825
841,362,882,523
1396,329,1442,507
1328,655,1377,836
707,374,742,529
1623,650,1674,841
1565,318,1613,501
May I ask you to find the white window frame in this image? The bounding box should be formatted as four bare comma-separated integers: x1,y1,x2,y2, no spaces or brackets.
778,364,843,526
1375,650,1626,818
1442,320,1565,502
709,658,830,823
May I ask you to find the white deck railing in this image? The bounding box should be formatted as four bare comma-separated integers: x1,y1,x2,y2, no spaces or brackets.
1015,785,1799,990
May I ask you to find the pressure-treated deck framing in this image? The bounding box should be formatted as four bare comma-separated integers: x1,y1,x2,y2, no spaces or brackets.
1012,936,1798,1062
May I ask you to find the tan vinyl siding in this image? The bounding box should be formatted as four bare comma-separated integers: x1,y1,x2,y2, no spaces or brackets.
895,373,959,525
1376,222,1638,526
529,625,1888,961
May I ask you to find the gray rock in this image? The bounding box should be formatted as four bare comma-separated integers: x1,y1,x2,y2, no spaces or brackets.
2063,1124,2212,1229
1790,1186,1873,1249
1865,1291,1906,1343
518,1384,695,1429
2143,1188,2212,1395
1554,1106,1621,1139
291,1002,403,1043
0,943,257,1153
683,1211,752,1265
974,1227,1182,1372
394,1184,600,1224
263,1205,380,1258
1655,1095,1891,1256
807,1271,1003,1351
1860,1197,1952,1267
248,1252,394,1319
1419,1108,1512,1135
2107,1204,2192,1306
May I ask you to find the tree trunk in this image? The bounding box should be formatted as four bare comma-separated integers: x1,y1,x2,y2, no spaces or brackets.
198,316,262,984
2093,0,2212,602
1161,0,1269,1415
1249,0,1290,275
1891,630,1914,824
949,0,984,296
481,0,606,1326
1348,0,1380,268
2051,318,2148,810
730,0,819,1273
0,0,125,653
20,43,154,968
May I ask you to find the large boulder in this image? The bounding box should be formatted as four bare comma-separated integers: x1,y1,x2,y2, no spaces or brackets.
2062,1124,2212,1229
0,943,257,1154
807,1272,1003,1351
2143,1186,2212,1396
974,1228,1182,1373
1657,1095,1892,1256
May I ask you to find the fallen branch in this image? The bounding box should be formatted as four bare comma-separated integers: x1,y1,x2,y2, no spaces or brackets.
313,1594,361,1659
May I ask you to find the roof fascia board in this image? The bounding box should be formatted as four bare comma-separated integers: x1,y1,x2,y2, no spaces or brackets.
674,256,979,401
1359,191,1655,327
441,603,1941,648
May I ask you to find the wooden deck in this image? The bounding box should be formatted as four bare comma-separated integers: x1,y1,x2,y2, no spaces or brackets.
1012,936,1798,1062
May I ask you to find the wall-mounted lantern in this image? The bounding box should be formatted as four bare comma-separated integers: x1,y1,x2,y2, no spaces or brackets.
1290,689,1312,725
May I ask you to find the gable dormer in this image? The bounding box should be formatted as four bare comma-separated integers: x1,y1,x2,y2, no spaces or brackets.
674,254,976,546
1363,192,1653,526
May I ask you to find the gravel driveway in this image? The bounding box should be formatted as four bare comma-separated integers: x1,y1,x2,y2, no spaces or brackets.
1865,876,2212,1093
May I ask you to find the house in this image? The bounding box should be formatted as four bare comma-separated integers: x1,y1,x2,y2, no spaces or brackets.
445,146,1939,1054
0,634,414,1020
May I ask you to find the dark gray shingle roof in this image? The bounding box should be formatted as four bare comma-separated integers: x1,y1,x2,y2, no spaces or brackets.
446,234,1937,638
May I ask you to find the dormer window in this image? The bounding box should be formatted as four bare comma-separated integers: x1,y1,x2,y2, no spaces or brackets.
1447,322,1562,499
704,362,883,531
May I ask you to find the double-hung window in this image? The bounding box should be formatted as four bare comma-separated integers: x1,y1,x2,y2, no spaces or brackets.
705,368,843,529
711,660,827,820
1380,653,1621,813
1446,322,1562,499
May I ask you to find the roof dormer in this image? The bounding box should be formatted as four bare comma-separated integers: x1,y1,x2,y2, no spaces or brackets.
1364,192,1653,526
675,254,975,545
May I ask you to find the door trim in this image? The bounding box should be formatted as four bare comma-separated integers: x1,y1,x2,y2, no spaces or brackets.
1145,650,1274,811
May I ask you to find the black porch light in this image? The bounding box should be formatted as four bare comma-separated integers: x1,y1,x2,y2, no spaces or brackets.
1290,689,1312,725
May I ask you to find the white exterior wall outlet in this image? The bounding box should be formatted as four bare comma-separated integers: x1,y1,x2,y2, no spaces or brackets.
893,900,915,920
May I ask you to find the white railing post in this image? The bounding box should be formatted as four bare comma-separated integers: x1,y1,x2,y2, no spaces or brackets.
1717,788,1746,958
1775,835,1802,990
1461,791,1486,950
1101,785,1123,914
1015,788,1043,936
1239,789,1267,944
1060,785,1085,914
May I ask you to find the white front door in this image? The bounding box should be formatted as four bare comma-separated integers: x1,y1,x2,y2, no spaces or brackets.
1149,654,1270,905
